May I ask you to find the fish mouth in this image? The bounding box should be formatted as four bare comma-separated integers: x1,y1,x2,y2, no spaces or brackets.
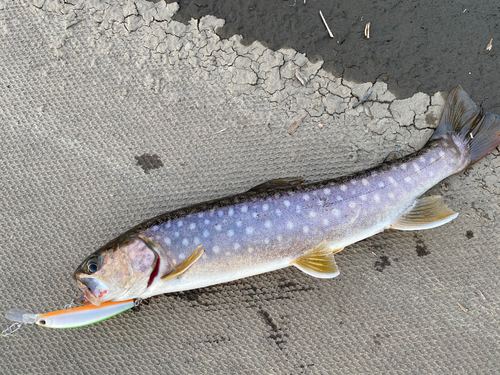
74,277,102,306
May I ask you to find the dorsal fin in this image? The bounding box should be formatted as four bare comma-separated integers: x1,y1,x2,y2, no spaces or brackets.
291,240,341,278
248,177,304,192
390,196,458,230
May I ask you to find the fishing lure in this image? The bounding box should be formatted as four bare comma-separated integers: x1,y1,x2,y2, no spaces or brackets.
3,300,134,335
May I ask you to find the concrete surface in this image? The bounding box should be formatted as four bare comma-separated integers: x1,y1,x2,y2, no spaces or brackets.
0,1,499,374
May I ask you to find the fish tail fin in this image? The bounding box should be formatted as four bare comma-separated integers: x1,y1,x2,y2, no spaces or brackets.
430,86,500,167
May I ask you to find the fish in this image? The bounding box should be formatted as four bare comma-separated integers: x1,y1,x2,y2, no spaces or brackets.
73,86,500,307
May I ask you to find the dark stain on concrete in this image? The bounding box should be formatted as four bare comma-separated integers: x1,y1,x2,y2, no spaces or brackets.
135,153,164,174
375,255,391,272
414,234,430,257
466,230,474,239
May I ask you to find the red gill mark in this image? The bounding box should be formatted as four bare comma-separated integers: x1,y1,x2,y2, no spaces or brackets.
147,258,160,288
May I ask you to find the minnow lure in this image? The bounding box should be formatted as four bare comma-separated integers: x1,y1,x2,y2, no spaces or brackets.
3,300,134,333
6,86,500,331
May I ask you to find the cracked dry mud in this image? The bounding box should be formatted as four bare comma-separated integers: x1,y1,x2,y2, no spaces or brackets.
1,0,499,374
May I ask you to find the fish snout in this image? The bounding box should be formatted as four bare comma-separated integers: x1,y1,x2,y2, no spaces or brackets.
75,277,109,306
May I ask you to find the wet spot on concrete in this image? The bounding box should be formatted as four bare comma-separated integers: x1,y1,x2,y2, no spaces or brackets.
425,112,438,126
135,153,164,174
375,256,391,272
414,234,430,257
466,230,474,239
258,309,288,350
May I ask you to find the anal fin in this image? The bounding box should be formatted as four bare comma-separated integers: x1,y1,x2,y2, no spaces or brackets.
162,245,204,280
390,195,458,231
291,240,341,278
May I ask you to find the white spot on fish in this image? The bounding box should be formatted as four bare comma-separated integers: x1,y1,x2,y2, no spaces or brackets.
182,238,188,246
287,221,294,229
404,177,412,183
236,220,243,227
309,211,317,218
241,205,248,213
430,157,436,163
277,235,283,242
296,205,301,213
174,232,180,237
362,179,369,186
284,200,290,208
210,209,215,216
151,225,159,232
378,182,385,188
215,224,222,231
303,194,310,201
413,163,421,172
351,180,357,185
227,230,234,237
212,246,220,253
197,213,204,218
265,220,272,229
374,194,380,203
252,212,259,218
165,237,171,245
322,219,329,226
264,238,270,244
332,209,341,217
228,208,234,216
234,243,240,250
371,171,378,177
340,185,347,191
303,226,309,233
194,237,200,245
218,210,224,217
225,251,231,257
246,227,254,235
179,253,186,260
203,230,210,238
336,196,342,201
190,223,196,230
360,195,367,201
420,156,426,163
389,193,395,199
166,221,171,229
263,204,269,211
205,219,210,225
350,217,356,223
349,202,356,208
177,221,183,227
248,247,254,253
400,164,407,170
324,188,331,195
389,176,397,185
276,209,282,216
439,151,445,157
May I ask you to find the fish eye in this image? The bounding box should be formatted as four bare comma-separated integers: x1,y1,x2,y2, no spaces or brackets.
85,256,99,274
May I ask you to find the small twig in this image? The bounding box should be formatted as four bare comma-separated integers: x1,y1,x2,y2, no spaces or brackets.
486,38,493,51
213,128,227,134
66,19,83,30
364,22,371,39
457,302,469,313
288,113,307,135
353,90,373,109
319,11,334,38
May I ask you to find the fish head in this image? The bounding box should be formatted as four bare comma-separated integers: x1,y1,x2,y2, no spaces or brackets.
73,236,158,306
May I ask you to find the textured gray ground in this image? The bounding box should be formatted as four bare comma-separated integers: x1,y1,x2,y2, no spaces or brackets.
0,1,499,374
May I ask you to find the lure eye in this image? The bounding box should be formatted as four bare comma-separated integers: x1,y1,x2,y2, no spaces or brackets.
85,256,99,274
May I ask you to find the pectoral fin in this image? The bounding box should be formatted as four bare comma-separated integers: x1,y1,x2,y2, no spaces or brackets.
162,245,204,280
291,240,341,278
390,195,458,230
